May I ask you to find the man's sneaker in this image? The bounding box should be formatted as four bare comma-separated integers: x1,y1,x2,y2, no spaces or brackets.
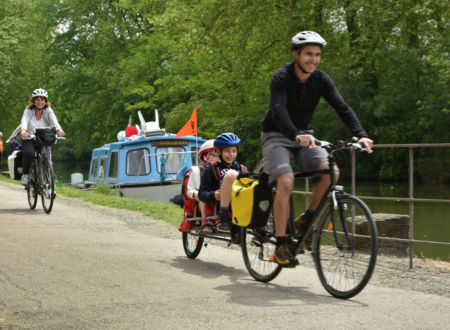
295,209,315,251
273,243,299,267
21,174,29,186
217,209,231,233
201,219,214,233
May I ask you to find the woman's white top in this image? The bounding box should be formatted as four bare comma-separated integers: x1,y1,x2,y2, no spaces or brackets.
20,106,62,135
186,166,201,199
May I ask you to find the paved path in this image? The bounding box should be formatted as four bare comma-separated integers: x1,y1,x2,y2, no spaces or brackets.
0,181,448,329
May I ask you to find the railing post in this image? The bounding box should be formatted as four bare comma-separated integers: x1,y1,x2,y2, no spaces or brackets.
409,147,415,269
351,148,356,196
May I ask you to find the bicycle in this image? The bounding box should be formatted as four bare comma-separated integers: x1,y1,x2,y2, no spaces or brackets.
26,127,62,214
240,139,378,299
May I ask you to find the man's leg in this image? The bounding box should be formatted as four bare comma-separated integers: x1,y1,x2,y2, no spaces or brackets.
308,162,339,210
272,172,299,266
297,162,340,251
273,172,294,237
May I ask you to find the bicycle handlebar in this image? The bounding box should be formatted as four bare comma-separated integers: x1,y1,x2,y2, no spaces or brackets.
314,138,367,152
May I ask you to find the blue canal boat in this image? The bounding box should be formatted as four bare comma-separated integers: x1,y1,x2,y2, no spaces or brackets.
87,110,205,202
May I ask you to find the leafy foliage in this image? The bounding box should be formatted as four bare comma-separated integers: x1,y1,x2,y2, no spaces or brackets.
0,0,448,181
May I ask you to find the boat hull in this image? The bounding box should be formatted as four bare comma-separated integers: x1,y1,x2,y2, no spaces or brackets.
115,180,182,202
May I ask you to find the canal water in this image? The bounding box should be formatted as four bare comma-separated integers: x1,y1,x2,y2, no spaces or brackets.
292,180,450,261
2,159,448,261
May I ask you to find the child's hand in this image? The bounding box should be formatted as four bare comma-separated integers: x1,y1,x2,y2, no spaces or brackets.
214,190,220,201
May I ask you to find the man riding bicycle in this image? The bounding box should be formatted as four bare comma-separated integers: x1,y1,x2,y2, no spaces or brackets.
260,31,373,267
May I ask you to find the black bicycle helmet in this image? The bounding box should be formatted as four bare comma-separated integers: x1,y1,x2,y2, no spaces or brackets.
214,132,241,148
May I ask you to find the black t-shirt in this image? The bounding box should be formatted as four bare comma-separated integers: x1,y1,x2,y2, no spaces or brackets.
261,62,369,140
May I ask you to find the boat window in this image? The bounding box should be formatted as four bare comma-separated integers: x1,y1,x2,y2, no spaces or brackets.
191,146,199,166
109,151,119,179
90,158,98,179
99,157,108,181
127,148,150,176
156,147,187,174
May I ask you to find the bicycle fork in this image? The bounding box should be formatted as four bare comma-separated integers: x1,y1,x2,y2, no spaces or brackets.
329,192,354,252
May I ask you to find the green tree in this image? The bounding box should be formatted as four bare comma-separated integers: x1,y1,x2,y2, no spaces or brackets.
0,0,47,139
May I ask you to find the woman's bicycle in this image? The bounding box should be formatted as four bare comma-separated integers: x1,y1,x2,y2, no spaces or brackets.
26,127,63,214
240,139,378,299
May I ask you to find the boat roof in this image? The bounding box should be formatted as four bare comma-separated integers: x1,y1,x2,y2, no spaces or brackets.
93,134,205,151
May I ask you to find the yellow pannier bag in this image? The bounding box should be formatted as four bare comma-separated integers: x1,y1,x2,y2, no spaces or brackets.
231,172,273,228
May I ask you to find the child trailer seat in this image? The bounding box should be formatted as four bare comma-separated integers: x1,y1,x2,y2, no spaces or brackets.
178,168,216,232
178,199,217,232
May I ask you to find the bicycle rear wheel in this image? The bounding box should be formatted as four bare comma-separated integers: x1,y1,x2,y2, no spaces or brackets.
241,214,282,283
182,225,204,259
314,194,377,299
41,160,55,214
27,165,38,210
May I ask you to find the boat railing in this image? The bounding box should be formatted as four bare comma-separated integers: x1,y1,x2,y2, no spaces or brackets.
296,143,450,268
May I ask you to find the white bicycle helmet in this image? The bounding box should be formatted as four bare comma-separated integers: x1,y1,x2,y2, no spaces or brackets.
198,139,215,161
32,88,48,99
291,31,327,49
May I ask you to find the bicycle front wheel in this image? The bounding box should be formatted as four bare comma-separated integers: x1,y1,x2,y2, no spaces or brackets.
241,214,282,283
314,194,378,299
27,165,38,210
41,160,55,214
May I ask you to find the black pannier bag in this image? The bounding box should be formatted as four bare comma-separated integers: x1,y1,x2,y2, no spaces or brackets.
35,127,57,146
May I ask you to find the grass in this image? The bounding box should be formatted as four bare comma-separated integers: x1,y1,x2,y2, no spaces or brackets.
0,174,183,228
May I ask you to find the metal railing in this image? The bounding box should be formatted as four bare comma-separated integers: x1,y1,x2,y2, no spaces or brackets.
298,143,450,269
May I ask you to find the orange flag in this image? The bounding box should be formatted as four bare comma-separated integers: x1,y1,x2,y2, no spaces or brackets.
175,108,197,137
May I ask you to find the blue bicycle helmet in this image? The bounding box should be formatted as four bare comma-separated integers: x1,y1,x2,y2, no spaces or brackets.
214,132,241,148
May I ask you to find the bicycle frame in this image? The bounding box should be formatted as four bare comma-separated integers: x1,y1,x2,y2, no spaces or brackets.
26,131,59,213
290,145,357,253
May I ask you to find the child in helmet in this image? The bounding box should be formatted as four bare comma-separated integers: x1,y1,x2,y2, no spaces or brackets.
186,139,219,232
198,132,247,233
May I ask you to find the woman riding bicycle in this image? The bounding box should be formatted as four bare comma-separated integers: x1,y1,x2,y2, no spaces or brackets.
17,89,65,186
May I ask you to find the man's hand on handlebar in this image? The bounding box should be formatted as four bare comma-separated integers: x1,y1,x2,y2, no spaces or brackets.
295,134,316,148
357,137,373,153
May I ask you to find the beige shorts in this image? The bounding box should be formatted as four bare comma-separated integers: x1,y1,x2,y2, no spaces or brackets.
261,131,328,183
